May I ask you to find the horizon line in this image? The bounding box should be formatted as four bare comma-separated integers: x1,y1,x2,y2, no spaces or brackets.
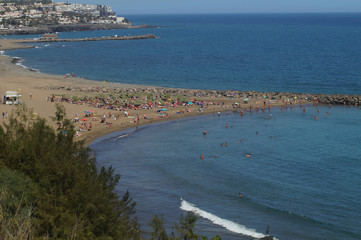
121,11,361,16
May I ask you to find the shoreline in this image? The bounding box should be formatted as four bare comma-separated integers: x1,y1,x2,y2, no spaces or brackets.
0,37,359,147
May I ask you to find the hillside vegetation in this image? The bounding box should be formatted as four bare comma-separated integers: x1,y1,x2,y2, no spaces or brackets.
0,104,225,240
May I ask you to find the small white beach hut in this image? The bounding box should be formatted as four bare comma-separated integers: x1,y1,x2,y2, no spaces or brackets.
3,91,21,105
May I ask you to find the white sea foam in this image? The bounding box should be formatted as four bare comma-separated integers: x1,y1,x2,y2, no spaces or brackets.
180,198,274,239
13,57,39,73
116,133,129,140
0,50,9,57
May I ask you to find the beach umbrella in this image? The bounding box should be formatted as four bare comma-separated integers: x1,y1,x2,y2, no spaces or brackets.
188,102,193,105
81,118,88,121
162,108,167,111
84,111,90,113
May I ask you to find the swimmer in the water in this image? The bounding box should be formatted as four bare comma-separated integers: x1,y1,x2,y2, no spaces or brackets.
203,129,207,135
246,153,251,158
200,154,204,160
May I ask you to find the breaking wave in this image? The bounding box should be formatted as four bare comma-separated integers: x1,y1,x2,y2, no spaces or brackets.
180,198,276,239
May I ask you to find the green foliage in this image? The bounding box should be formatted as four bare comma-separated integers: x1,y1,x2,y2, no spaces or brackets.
0,104,140,239
0,167,35,215
72,95,79,102
0,167,35,240
149,215,168,240
0,104,224,239
163,93,171,100
96,93,106,99
176,95,189,103
146,93,153,100
175,212,199,239
149,212,221,240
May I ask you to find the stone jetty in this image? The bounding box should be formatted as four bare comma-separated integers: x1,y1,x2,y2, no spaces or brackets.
20,34,158,43
38,85,361,106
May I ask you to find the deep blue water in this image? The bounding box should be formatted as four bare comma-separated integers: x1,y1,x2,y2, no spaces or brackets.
3,13,361,94
91,105,361,240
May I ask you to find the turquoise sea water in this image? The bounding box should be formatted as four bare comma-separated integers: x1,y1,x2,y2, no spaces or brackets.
2,13,361,239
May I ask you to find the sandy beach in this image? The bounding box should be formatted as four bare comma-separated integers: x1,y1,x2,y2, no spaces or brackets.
0,38,305,146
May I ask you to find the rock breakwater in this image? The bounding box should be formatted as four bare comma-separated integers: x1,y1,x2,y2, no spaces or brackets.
0,24,158,36
38,85,361,106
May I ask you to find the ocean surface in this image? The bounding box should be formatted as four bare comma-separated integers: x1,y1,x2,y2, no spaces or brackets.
2,13,361,239
3,13,361,94
91,105,361,240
